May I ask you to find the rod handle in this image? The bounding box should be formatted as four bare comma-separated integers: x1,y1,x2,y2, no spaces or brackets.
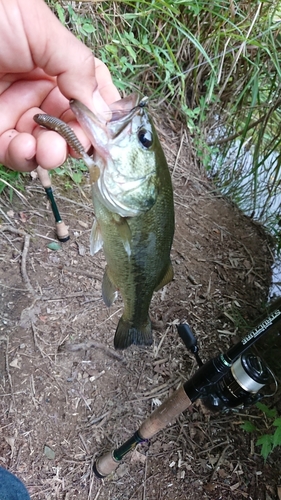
36,165,51,188
139,384,192,439
93,385,192,478
93,452,119,478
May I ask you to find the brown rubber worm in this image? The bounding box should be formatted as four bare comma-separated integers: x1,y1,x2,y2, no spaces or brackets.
33,114,100,182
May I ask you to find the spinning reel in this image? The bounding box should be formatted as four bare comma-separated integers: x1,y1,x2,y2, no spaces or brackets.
177,323,276,412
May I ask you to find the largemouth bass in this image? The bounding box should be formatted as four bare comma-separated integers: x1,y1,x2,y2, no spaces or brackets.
35,94,174,349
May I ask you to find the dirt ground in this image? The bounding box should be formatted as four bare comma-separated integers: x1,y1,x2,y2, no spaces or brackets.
0,118,280,500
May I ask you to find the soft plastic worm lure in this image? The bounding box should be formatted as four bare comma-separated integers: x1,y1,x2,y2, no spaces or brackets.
33,114,100,182
33,114,86,157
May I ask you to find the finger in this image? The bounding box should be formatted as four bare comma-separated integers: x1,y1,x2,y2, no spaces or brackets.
34,129,68,170
16,107,46,134
0,131,37,172
0,79,55,134
94,58,121,104
33,114,92,159
22,0,98,105
39,85,70,117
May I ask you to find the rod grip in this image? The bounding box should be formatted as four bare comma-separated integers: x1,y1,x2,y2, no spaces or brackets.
93,451,119,478
139,385,192,440
93,385,192,478
36,165,51,188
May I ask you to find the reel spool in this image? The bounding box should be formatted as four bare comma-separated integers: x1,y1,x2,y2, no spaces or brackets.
202,352,271,411
177,323,274,412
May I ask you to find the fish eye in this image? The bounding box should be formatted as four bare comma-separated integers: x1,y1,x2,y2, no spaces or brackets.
138,128,153,149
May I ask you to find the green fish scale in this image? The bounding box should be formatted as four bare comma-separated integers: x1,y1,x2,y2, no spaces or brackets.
93,147,174,336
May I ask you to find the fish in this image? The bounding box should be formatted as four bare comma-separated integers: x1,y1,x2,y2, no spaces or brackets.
70,94,175,349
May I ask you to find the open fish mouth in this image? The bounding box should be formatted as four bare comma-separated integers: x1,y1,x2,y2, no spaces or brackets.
70,94,158,217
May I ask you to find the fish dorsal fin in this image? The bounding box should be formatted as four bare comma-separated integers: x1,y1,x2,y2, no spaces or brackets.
102,266,118,307
154,262,174,292
90,219,103,255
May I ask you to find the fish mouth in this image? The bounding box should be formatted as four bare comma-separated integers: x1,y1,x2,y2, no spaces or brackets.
70,94,157,217
69,93,144,141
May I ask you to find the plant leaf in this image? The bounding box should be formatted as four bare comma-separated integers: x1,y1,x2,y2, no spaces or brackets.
273,418,281,427
273,425,281,448
240,421,257,432
256,402,277,419
256,434,274,461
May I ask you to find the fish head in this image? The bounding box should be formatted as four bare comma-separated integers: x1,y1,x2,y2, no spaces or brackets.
70,94,160,217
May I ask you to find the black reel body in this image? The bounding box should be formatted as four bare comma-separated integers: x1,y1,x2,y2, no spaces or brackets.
177,323,272,412
202,352,270,411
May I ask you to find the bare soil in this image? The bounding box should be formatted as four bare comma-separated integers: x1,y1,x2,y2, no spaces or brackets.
0,120,280,500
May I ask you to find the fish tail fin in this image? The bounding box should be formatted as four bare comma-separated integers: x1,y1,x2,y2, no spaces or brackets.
114,317,153,350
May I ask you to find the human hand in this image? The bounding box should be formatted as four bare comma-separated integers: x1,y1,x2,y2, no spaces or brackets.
0,0,120,172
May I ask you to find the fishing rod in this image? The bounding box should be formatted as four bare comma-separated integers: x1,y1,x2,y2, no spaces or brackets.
36,166,70,243
93,307,281,478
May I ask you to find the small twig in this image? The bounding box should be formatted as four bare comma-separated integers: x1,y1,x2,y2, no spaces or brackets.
0,224,27,237
79,433,90,455
0,207,15,225
0,177,28,203
197,439,230,456
87,411,110,427
42,291,95,301
5,337,15,408
31,322,45,358
63,340,125,362
209,443,233,481
142,452,148,500
21,234,37,296
63,266,98,279
34,232,58,242
0,225,37,295
172,128,185,177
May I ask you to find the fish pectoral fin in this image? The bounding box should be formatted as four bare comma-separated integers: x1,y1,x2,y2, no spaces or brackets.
89,164,100,183
114,317,153,349
102,266,118,307
90,219,103,255
154,262,174,292
112,214,132,257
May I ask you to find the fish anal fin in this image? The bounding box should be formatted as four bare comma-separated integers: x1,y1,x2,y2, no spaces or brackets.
154,262,174,292
90,219,103,255
102,266,118,307
114,317,153,350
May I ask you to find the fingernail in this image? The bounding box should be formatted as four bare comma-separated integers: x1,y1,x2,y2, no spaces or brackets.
92,89,112,123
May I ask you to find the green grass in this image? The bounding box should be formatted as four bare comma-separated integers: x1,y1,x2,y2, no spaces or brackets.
50,0,281,233
0,164,24,202
2,0,281,243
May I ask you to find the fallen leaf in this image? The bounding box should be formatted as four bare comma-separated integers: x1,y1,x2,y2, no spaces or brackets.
44,445,55,460
131,449,146,464
10,358,21,369
78,220,88,228
30,170,38,180
47,242,61,251
76,241,86,256
19,212,27,223
5,436,15,449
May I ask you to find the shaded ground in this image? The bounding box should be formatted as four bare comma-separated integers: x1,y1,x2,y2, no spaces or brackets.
0,119,280,500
